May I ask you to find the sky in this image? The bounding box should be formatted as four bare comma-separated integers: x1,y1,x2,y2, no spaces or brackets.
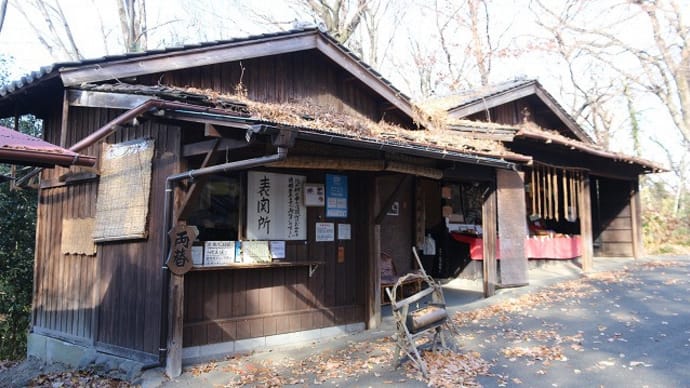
0,0,683,176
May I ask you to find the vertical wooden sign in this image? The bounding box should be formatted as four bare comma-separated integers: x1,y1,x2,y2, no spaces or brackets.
166,225,199,275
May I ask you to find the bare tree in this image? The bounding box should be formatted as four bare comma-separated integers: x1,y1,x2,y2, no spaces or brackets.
530,0,690,151
11,0,150,61
116,0,148,52
395,0,518,99
13,0,84,60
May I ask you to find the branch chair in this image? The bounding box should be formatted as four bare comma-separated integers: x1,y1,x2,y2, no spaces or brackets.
384,247,458,377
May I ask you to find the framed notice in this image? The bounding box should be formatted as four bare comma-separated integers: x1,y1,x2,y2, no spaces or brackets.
325,174,348,218
246,171,307,240
315,222,335,242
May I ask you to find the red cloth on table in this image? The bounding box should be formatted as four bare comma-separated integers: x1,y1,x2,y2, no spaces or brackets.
450,232,581,260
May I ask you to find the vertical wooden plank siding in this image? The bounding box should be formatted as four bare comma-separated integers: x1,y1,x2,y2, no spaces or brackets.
630,179,644,259
578,174,594,272
141,51,382,122
32,106,179,358
182,172,365,347
482,184,498,297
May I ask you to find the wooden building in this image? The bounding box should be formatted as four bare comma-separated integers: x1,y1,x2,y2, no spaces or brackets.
426,79,664,284
0,30,662,375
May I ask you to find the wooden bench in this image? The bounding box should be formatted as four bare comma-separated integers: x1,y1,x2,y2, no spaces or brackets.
380,251,423,305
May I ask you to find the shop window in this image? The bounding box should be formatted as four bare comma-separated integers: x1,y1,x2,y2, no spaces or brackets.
186,175,241,241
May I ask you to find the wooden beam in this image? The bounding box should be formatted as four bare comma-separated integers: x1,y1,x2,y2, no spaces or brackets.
60,34,318,86
482,184,497,297
182,138,249,157
161,111,254,130
630,179,644,259
578,173,594,272
177,139,220,221
67,89,152,109
60,90,70,147
270,156,384,171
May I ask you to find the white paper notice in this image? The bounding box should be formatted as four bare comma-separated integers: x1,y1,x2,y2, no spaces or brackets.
338,224,351,240
315,222,335,242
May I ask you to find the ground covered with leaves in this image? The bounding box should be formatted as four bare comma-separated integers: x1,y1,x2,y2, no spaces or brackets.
3,257,690,387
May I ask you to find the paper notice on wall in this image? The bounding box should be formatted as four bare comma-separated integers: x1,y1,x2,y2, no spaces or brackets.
204,241,235,266
315,222,335,242
242,240,271,263
246,171,307,240
338,223,351,240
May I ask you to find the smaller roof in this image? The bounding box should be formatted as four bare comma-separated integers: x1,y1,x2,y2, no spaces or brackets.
423,79,593,144
515,124,666,173
0,125,97,167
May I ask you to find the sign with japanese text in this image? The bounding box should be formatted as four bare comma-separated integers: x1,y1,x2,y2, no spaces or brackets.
326,174,348,218
246,171,307,240
166,225,199,275
203,241,235,266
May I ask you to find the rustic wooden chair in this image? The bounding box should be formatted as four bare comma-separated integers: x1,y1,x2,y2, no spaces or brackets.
380,251,423,305
384,247,457,377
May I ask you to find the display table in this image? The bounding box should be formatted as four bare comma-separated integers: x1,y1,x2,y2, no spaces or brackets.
450,232,581,260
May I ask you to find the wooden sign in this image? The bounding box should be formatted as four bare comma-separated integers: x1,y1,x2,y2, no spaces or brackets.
166,225,199,275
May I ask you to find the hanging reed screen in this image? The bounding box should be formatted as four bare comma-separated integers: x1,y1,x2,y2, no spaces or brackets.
93,139,155,242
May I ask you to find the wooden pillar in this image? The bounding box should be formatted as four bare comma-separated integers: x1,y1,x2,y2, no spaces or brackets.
166,274,184,378
630,179,644,259
496,169,528,286
365,176,381,328
578,173,594,272
482,183,497,297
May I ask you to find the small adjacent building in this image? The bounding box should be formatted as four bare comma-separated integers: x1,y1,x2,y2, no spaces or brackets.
0,29,662,375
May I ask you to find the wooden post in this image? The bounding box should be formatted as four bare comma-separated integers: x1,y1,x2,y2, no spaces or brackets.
482,183,497,297
496,169,528,287
365,176,381,328
578,173,594,272
166,274,184,378
630,179,644,259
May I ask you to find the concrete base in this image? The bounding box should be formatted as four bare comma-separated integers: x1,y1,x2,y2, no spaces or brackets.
182,322,366,364
27,333,146,380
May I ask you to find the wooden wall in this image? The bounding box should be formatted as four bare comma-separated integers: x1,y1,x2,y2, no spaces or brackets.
182,171,365,347
33,106,180,360
592,177,635,257
137,50,407,125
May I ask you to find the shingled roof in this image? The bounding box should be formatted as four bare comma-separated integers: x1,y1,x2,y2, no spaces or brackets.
0,27,413,119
